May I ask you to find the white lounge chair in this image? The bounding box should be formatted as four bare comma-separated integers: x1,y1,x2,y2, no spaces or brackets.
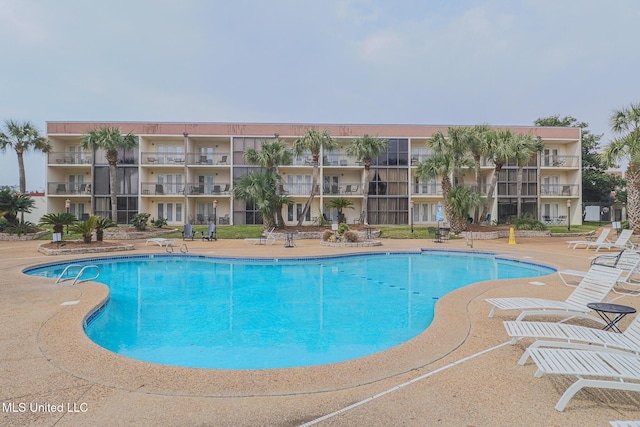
527,348,640,411
559,250,640,287
244,227,276,246
145,238,176,247
610,422,640,427
486,264,623,324
504,312,640,366
566,228,611,249
594,229,636,252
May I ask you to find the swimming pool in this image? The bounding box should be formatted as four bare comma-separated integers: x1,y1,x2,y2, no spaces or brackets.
26,252,554,369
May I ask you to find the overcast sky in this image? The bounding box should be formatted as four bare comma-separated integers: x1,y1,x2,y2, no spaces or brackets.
1,0,638,191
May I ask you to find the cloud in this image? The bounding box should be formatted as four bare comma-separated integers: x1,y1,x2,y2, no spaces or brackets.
0,0,48,45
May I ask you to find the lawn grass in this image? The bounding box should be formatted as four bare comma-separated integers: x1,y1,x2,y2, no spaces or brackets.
33,221,608,242
36,225,266,240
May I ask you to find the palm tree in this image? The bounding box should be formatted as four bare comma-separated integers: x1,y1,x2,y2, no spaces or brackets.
346,135,388,224
39,212,77,238
513,134,543,217
466,124,491,222
293,129,338,226
81,127,138,222
603,102,640,233
244,140,292,228
479,129,518,222
0,120,50,194
325,197,354,224
0,188,36,226
415,129,473,230
232,170,293,230
447,186,483,233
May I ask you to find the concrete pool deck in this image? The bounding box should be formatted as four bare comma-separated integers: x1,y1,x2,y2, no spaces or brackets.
2,233,640,426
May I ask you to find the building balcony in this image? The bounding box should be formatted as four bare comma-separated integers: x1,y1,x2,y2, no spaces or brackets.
140,152,188,165
321,182,362,196
411,183,443,196
184,152,230,166
47,182,92,195
185,182,231,195
322,154,363,167
540,184,579,197
141,182,186,196
541,155,579,168
48,152,92,165
280,184,320,196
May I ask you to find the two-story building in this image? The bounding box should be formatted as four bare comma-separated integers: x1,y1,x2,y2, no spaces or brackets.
45,122,582,227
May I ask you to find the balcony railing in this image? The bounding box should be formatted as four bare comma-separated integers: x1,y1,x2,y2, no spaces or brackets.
280,184,321,195
540,184,579,197
322,154,363,167
321,182,362,195
48,182,92,195
48,152,92,165
141,182,186,195
541,155,579,168
185,182,231,195
412,183,443,196
185,153,230,165
140,152,187,165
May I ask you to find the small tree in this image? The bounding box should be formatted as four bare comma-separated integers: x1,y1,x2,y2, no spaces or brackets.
95,217,117,241
70,215,98,243
130,213,151,231
0,189,35,227
325,197,354,224
39,213,77,239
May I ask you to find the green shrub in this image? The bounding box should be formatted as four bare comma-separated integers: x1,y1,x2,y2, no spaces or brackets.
152,217,168,228
338,223,349,235
5,221,38,236
131,213,151,231
514,215,546,231
322,230,334,241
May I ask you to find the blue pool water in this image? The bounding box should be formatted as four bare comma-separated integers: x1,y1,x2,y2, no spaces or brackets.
26,252,554,369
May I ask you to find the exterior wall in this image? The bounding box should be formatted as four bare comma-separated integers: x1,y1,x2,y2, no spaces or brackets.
45,122,582,226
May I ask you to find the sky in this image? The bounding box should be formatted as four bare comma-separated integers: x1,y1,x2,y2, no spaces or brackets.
1,0,639,191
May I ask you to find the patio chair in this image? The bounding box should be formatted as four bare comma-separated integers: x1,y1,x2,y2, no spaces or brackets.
593,229,636,252
527,348,640,411
222,184,230,194
202,223,217,241
558,250,640,287
182,223,195,240
55,183,66,194
217,155,227,165
155,184,164,195
566,228,611,249
212,185,221,194
244,227,276,245
486,264,623,324
504,312,640,366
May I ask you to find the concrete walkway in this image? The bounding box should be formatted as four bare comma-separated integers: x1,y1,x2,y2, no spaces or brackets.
1,234,640,426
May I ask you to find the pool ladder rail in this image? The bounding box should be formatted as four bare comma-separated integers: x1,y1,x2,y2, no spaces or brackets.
55,264,101,286
165,242,189,253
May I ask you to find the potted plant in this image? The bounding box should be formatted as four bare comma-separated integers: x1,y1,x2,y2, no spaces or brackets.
95,217,117,241
38,213,77,240
69,215,98,243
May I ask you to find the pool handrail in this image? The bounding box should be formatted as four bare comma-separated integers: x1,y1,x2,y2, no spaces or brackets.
55,264,101,286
